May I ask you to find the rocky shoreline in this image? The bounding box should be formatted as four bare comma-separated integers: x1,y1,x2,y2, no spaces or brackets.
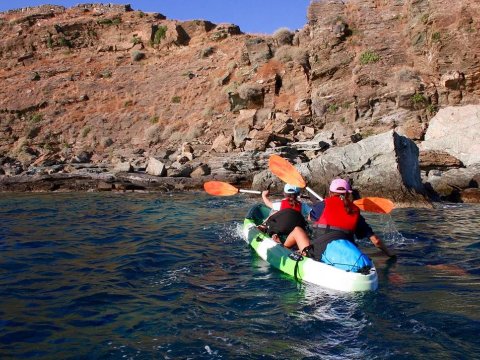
2,124,479,206
1,3,479,205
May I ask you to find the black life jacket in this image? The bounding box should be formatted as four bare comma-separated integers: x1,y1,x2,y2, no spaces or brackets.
264,208,307,237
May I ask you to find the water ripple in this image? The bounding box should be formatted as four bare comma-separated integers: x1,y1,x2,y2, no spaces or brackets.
0,194,479,359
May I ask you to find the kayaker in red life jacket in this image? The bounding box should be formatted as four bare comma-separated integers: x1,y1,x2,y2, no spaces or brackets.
261,184,311,216
308,178,396,260
260,184,312,250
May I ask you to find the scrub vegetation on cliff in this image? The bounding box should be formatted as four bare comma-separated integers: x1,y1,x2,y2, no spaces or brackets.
0,1,479,202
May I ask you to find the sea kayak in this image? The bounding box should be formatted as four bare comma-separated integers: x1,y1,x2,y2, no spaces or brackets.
243,204,378,292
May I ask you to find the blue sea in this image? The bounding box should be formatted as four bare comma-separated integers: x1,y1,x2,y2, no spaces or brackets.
0,193,479,359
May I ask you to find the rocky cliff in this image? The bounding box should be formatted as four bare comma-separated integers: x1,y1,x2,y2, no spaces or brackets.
0,1,479,203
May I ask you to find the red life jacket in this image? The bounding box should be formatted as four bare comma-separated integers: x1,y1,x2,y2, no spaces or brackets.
280,198,302,213
315,196,360,232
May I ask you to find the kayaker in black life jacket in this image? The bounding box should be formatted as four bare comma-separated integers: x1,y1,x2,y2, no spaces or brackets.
260,184,311,251
309,178,396,260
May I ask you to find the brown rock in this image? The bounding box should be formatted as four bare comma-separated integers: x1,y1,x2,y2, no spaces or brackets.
272,113,294,134
244,38,272,65
179,20,215,41
211,133,234,153
397,118,426,141
419,150,463,171
97,181,113,191
190,164,211,178
167,163,193,177
233,109,257,147
441,71,466,90
460,188,480,203
243,131,272,151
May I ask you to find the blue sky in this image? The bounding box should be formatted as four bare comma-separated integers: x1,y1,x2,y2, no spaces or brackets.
0,0,311,34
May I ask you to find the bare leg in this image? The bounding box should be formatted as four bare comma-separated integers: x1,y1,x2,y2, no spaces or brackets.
283,226,310,251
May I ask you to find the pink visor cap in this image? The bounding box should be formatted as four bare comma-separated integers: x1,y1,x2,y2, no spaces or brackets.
329,178,352,193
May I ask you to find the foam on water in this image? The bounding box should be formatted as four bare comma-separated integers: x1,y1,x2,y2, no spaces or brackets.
380,214,416,246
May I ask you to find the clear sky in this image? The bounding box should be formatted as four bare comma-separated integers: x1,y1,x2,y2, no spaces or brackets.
0,0,311,34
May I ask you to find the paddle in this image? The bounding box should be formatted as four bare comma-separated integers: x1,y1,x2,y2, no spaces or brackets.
204,181,318,201
203,181,261,196
353,197,394,214
269,154,323,200
268,154,394,214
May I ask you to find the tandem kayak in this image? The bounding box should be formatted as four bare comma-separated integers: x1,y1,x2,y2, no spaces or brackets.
243,204,378,292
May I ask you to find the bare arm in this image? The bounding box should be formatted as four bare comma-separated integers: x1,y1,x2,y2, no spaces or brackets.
370,234,396,258
262,190,274,209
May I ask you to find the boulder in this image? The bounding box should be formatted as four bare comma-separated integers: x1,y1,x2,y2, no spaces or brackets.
233,109,257,147
272,113,294,134
154,149,175,160
190,164,211,178
253,130,428,205
303,126,315,137
421,105,480,166
72,151,92,163
441,71,465,90
178,152,194,162
243,131,272,151
210,23,242,41
181,142,194,155
167,163,194,177
178,20,216,41
146,157,167,177
113,161,132,173
211,133,234,153
397,118,426,141
423,164,480,198
305,131,427,203
97,181,113,191
244,38,272,65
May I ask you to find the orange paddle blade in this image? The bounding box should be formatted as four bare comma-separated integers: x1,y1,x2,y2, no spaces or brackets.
203,181,239,196
268,155,306,188
354,197,394,214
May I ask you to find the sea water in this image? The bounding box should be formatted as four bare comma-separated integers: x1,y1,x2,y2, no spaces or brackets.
0,193,479,359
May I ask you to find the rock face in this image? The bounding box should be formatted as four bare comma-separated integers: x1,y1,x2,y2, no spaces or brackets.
305,0,480,146
0,2,479,204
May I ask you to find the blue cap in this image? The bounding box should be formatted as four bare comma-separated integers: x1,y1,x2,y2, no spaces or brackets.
284,184,301,194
